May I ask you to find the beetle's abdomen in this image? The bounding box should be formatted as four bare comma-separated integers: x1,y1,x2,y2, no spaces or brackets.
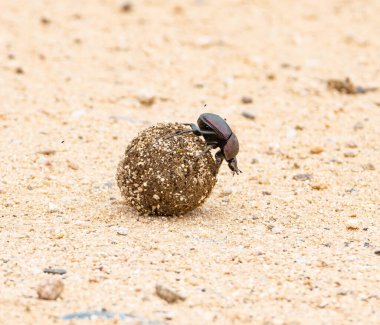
198,113,232,141
223,133,239,161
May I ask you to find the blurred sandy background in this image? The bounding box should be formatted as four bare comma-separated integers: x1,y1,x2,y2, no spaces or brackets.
0,0,379,324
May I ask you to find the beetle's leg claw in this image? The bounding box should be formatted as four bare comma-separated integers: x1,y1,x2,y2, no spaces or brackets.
228,158,242,175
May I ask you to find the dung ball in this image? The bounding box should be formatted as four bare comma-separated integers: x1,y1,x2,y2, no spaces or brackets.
116,123,219,216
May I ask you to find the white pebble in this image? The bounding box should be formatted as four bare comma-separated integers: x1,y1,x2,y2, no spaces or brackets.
48,202,60,213
136,88,155,106
271,227,283,234
346,219,360,230
114,227,129,236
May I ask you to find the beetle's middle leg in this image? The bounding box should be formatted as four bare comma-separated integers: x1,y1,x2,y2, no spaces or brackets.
196,144,218,159
215,150,225,166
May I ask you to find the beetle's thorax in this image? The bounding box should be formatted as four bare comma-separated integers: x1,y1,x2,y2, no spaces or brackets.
222,133,239,161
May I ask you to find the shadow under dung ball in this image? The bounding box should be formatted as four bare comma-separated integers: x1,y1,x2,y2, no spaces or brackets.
116,123,219,216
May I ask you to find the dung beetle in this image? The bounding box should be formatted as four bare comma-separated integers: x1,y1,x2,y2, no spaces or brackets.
169,113,242,175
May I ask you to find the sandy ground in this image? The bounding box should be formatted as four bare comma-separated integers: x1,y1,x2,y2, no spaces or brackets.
1,0,380,324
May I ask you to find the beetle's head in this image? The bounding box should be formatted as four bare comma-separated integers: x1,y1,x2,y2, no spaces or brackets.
227,157,242,175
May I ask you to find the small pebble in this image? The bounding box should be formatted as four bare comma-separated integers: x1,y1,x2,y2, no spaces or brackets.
353,122,364,130
38,150,56,156
136,89,156,106
40,17,51,25
67,160,79,170
318,301,329,309
221,187,234,196
271,227,282,234
37,279,64,300
120,1,133,12
155,285,185,303
362,163,375,171
55,230,66,239
15,67,24,74
241,96,253,104
374,250,380,255
251,158,259,164
241,111,256,120
287,129,297,138
114,227,129,236
43,268,67,275
262,191,271,196
344,151,357,158
293,173,312,181
327,78,356,94
346,219,360,230
311,183,328,190
310,146,324,154
48,202,60,213
346,141,358,149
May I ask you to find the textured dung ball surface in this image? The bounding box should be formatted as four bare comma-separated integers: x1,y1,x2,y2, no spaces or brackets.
116,123,219,216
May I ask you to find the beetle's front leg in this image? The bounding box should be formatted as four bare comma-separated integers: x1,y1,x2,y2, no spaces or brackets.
215,150,225,166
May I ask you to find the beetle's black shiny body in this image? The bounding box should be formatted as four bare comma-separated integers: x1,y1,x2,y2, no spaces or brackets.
198,114,232,141
170,113,241,175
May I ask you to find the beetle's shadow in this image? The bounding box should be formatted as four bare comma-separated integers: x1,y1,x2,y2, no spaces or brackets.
96,197,221,225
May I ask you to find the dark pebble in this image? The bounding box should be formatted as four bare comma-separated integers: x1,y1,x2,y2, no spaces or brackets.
40,17,51,25
292,173,312,181
15,67,24,74
375,250,380,255
120,1,133,12
242,111,256,120
241,96,253,104
43,268,67,275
